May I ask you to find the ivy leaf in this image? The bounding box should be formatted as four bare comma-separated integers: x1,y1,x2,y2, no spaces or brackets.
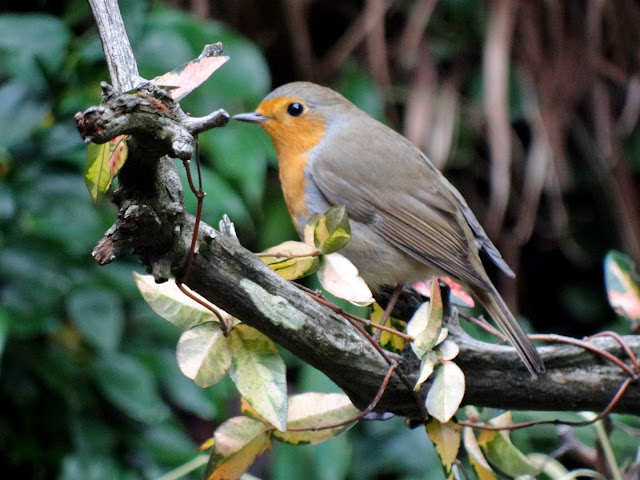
204,416,271,480
154,47,229,101
317,253,374,306
477,411,539,477
176,322,232,388
604,250,640,328
260,241,320,281
85,135,128,204
425,361,465,423
273,393,360,445
229,325,287,431
425,418,461,480
133,273,221,330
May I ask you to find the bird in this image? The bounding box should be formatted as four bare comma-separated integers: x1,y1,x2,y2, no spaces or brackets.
234,81,544,376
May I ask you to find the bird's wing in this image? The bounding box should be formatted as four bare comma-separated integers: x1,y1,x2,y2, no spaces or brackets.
309,122,508,290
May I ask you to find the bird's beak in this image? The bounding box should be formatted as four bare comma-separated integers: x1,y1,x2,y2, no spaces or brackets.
233,112,267,124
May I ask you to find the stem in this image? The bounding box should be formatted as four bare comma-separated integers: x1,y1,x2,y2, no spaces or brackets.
586,413,623,480
155,454,209,480
287,363,398,432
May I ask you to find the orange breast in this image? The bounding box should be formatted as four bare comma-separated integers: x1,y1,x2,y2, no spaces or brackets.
277,146,311,229
256,98,327,229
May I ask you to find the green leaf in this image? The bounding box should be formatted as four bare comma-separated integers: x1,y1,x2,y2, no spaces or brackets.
313,206,351,254
0,14,70,89
336,65,385,121
160,357,216,419
425,361,465,423
204,416,271,480
425,418,461,480
142,423,200,465
59,455,122,480
176,322,232,388
133,273,221,330
93,352,169,423
84,135,128,204
21,174,105,256
273,393,360,445
0,81,50,147
260,241,320,281
66,287,124,352
604,250,640,326
229,325,287,431
178,139,253,234
527,453,572,479
201,123,268,212
317,253,374,306
477,411,539,477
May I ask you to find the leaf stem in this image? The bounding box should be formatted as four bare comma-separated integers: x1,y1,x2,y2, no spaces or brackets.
156,454,209,480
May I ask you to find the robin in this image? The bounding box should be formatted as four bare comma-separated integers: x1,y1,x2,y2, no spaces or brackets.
234,82,544,376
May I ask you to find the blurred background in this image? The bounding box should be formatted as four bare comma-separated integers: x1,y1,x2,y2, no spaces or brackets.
0,0,639,478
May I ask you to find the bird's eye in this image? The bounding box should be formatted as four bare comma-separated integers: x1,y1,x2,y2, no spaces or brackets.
287,102,304,117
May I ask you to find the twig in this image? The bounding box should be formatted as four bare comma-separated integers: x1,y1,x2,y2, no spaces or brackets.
295,284,412,341
177,138,228,334
458,311,506,341
255,251,321,259
587,331,639,372
529,333,638,379
373,285,402,342
459,376,634,432
295,284,426,418
286,363,398,432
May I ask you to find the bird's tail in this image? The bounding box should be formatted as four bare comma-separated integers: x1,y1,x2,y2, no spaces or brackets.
471,285,545,377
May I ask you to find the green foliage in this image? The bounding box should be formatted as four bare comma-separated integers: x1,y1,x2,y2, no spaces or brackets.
0,4,276,478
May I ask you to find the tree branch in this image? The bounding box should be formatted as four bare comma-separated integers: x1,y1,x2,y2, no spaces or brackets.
80,2,640,420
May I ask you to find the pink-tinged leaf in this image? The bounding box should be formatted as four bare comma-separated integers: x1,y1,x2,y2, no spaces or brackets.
154,54,229,101
85,135,128,205
412,277,475,308
604,251,640,327
317,253,374,306
106,135,128,188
